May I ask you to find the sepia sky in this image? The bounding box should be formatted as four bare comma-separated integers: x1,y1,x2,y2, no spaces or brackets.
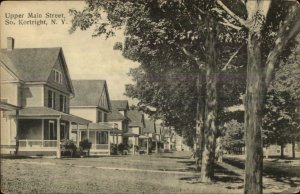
0,1,139,102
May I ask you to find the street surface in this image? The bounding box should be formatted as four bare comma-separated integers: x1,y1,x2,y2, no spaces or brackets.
1,152,299,193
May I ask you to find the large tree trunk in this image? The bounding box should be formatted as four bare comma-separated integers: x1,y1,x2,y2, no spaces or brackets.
244,2,272,194
292,139,295,159
195,72,205,170
280,143,284,159
200,17,218,182
243,2,300,194
244,24,265,194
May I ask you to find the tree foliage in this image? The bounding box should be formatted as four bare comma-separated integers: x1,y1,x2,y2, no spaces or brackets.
221,119,244,154
69,0,300,191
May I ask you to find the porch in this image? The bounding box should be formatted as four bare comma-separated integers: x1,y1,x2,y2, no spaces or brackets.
139,135,150,154
72,123,122,156
9,107,91,157
123,132,140,155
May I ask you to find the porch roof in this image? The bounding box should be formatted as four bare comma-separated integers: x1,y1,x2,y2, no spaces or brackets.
139,135,150,139
71,123,122,134
10,107,91,124
123,132,140,137
0,101,20,111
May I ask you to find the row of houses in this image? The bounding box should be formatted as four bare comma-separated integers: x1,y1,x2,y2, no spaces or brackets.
0,37,164,158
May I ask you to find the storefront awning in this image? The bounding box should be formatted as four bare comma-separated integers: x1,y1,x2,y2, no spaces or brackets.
8,107,91,124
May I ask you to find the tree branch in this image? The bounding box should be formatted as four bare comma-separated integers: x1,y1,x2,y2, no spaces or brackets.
182,47,205,69
221,44,244,71
192,3,205,15
265,6,300,86
216,0,247,27
219,17,242,31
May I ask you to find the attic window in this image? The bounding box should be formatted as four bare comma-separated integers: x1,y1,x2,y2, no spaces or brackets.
54,70,62,84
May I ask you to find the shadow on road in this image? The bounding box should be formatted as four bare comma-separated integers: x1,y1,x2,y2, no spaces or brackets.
169,156,244,189
177,163,244,189
158,156,191,160
223,157,300,188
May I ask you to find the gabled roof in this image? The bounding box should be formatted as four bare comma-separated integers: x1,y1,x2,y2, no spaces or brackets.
144,119,156,133
107,109,126,121
0,48,74,94
127,110,145,128
70,80,111,111
111,100,129,110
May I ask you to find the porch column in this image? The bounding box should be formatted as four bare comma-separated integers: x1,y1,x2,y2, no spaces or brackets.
116,134,119,153
146,138,149,155
108,131,111,156
156,141,158,153
113,133,115,144
87,124,90,139
133,137,136,155
76,124,79,147
15,110,19,155
68,121,72,140
56,118,61,158
42,119,44,147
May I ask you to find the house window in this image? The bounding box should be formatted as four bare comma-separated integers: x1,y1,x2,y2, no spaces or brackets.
54,70,62,84
97,111,102,122
59,95,67,112
103,113,107,122
96,131,108,144
48,90,56,109
49,121,56,140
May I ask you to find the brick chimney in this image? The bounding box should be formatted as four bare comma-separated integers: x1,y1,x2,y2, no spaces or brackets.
7,37,14,51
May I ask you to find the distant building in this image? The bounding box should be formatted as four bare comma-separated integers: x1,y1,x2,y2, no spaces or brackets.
126,109,145,154
107,100,131,144
144,119,163,153
69,80,120,156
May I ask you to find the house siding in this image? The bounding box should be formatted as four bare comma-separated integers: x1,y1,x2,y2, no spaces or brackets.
22,84,44,107
70,107,97,123
0,111,17,146
1,82,21,107
129,126,141,135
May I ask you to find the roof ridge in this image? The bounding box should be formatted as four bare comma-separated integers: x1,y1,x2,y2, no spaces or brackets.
72,79,106,82
0,47,62,50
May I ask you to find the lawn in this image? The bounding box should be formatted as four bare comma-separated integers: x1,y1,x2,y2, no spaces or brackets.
1,152,298,194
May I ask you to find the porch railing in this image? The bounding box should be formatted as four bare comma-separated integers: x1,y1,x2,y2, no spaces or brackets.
18,140,57,148
92,144,109,150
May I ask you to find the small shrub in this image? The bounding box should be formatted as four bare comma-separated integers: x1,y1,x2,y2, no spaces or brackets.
79,139,92,156
61,139,77,157
117,143,130,153
110,144,118,155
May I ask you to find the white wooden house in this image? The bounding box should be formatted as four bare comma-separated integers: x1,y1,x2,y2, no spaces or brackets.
70,80,120,155
0,37,90,158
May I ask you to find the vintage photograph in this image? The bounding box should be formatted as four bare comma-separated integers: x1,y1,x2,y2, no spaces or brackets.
1,0,299,193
